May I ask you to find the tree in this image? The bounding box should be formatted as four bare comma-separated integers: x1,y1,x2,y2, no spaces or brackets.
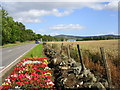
1,8,62,45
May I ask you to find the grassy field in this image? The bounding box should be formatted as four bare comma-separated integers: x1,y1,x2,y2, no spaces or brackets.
46,39,119,88
21,44,43,59
47,39,119,62
47,39,118,49
47,39,119,63
0,41,34,48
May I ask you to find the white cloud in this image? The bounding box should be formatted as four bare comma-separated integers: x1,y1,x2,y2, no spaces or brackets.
49,24,85,30
109,32,118,35
50,32,60,36
2,1,118,23
52,9,73,17
16,9,73,17
38,30,46,33
21,9,50,17
104,1,118,10
16,17,41,23
1,0,112,2
32,29,46,34
2,1,119,12
11,9,73,23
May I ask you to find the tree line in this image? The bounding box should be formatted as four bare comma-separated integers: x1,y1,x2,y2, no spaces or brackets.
1,9,63,45
76,36,119,41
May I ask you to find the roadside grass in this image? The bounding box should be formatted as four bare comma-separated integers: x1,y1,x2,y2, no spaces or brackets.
21,44,44,59
0,41,34,48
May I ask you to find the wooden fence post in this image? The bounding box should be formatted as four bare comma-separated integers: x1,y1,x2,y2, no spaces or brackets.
77,44,85,71
52,44,54,49
51,44,52,48
67,45,71,59
100,47,112,89
60,43,63,54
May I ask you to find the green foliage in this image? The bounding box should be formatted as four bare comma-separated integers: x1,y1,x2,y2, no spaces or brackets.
76,36,117,41
1,8,65,45
76,38,82,41
21,44,43,59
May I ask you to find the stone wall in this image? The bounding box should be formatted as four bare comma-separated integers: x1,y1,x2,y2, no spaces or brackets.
43,44,108,89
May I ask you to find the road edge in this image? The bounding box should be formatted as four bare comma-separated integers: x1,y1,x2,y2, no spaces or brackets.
0,44,37,84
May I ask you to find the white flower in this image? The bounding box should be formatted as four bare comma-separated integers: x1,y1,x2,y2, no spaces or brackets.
15,86,21,88
5,79,11,83
18,70,23,73
11,75,14,77
47,81,54,85
44,67,51,70
26,75,31,79
22,60,42,65
13,74,17,77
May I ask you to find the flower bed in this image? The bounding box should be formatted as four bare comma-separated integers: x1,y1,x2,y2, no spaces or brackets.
1,57,55,89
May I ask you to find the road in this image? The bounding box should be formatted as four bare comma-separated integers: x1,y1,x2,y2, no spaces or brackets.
0,43,37,71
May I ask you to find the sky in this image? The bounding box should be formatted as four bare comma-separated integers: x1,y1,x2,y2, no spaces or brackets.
1,0,119,36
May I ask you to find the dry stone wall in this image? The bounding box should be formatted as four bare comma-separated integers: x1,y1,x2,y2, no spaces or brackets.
43,44,108,89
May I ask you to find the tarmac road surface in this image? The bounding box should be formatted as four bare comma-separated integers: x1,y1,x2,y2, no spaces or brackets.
0,43,37,72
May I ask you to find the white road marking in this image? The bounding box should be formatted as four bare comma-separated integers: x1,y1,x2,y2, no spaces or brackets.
0,44,37,74
0,66,5,69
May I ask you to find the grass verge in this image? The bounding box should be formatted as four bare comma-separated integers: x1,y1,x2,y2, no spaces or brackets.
0,41,34,48
21,44,43,59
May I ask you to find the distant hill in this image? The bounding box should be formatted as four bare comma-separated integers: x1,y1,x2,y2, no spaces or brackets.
55,34,83,39
55,34,120,38
55,34,120,40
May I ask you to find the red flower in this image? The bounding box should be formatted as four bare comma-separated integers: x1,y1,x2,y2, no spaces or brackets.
25,81,29,84
11,77,17,80
44,84,49,87
50,86,56,89
40,64,47,68
45,76,51,79
34,78,38,80
2,57,55,89
1,85,11,90
30,80,34,84
33,87,38,89
36,69,42,72
16,82,24,86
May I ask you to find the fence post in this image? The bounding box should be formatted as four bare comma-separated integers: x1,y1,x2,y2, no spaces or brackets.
51,44,52,48
60,43,63,54
100,47,112,89
77,44,85,71
67,45,71,59
52,44,54,49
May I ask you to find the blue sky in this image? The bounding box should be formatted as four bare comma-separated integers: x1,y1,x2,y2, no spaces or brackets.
2,1,118,36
